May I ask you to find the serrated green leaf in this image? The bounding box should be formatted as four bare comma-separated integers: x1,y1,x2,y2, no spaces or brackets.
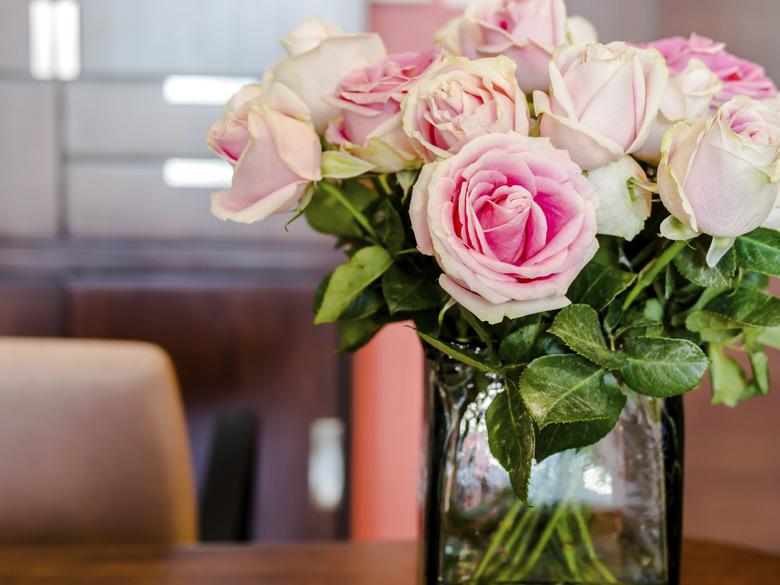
673,238,736,287
487,390,535,502
371,198,405,254
735,228,780,277
520,355,616,428
706,288,780,328
567,262,636,312
549,305,625,369
709,344,754,407
305,182,378,238
685,310,742,332
621,337,708,397
499,318,545,365
315,246,393,324
417,333,501,374
534,374,626,462
382,264,442,315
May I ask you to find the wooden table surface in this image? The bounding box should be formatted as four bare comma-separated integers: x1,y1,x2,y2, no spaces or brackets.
0,540,777,584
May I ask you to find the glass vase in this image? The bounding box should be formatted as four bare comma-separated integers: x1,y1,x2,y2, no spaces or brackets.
419,348,684,585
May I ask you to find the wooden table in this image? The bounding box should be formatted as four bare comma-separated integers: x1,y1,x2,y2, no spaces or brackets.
0,540,777,584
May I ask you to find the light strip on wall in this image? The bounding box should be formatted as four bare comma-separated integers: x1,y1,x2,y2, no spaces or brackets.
163,158,233,189
53,0,81,81
163,75,259,106
29,0,55,80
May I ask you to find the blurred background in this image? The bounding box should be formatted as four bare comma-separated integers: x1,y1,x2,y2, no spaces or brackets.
0,0,777,553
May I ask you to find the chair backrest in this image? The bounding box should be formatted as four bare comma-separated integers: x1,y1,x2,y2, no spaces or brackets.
0,337,197,544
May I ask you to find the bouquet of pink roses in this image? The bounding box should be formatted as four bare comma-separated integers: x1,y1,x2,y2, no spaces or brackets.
206,2,779,582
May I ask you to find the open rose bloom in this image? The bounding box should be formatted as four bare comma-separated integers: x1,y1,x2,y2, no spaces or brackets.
202,5,780,579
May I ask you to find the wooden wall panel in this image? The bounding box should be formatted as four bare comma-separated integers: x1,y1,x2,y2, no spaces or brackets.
0,282,61,337
66,278,348,542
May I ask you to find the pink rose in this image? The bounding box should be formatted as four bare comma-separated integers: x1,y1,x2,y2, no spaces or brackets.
325,49,438,173
207,83,322,224
645,34,778,107
410,133,599,324
402,56,530,163
437,0,567,92
659,97,780,264
206,84,265,164
271,26,387,132
534,42,668,170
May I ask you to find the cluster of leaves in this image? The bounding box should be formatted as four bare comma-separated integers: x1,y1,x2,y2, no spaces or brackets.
305,179,780,503
307,175,447,353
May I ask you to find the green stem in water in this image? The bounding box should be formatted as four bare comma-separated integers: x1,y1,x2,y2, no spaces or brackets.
470,500,525,583
623,240,688,310
497,507,542,580
555,510,584,581
514,497,572,580
319,181,379,242
572,502,618,584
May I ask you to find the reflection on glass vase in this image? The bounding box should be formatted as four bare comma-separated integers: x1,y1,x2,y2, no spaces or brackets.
420,349,684,585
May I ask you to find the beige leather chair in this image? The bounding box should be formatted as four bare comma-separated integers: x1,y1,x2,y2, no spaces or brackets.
0,337,197,544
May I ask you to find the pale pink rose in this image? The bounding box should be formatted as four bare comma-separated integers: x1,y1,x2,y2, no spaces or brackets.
206,84,265,164
410,133,599,324
281,17,343,57
437,0,567,92
325,49,438,172
402,56,530,163
208,83,322,224
634,58,723,165
271,29,387,132
534,42,668,170
659,97,780,253
645,34,778,107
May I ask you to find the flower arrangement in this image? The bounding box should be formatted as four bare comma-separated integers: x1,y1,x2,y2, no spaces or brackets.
206,0,780,511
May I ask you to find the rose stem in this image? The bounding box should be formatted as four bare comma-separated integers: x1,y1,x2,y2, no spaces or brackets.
470,499,525,583
622,240,688,310
572,502,618,583
556,510,584,580
318,181,379,242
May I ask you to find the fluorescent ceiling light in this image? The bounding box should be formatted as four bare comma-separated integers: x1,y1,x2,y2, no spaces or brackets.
163,75,259,106
163,158,233,189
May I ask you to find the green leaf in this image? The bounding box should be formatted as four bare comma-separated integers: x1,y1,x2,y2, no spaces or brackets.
315,246,393,324
621,337,708,397
520,355,618,428
340,288,384,320
749,350,770,395
487,390,535,502
735,228,780,277
371,198,405,254
499,319,546,366
336,316,386,354
548,305,625,369
708,344,754,407
396,170,419,199
382,264,442,315
417,332,501,374
534,374,626,462
321,150,375,179
706,288,780,328
673,238,736,287
757,326,780,350
567,262,636,312
305,182,378,238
